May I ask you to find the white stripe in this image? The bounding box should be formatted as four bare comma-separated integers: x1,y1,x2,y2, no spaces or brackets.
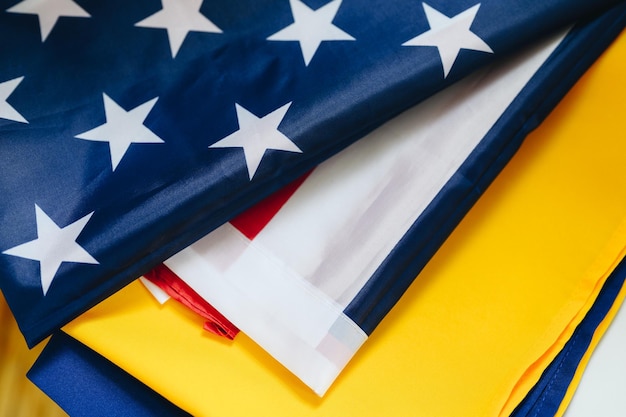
139,276,170,304
252,30,567,307
165,223,366,395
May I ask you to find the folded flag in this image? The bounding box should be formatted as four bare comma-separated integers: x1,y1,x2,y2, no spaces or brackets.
162,7,626,394
56,9,626,413
0,0,622,347
58,19,626,413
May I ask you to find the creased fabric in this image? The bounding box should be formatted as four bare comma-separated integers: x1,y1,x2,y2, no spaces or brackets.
0,0,623,347
59,22,626,415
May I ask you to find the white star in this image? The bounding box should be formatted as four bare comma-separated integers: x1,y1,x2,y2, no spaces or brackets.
209,103,302,180
402,3,493,78
0,77,28,123
75,94,163,171
2,205,98,295
6,0,90,42
267,0,355,66
135,0,222,58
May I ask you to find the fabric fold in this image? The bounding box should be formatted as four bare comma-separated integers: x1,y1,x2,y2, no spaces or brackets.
27,331,192,417
60,19,626,415
0,0,623,347
510,256,626,417
163,8,626,394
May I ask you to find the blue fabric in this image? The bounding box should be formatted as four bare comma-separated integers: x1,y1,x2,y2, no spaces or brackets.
27,331,192,417
0,0,623,346
345,3,626,333
511,256,626,417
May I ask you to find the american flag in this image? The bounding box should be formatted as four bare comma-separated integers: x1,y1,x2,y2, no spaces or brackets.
0,0,622,350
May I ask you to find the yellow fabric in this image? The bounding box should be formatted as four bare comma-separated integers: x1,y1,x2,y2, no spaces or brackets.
499,233,626,416
0,292,68,417
64,30,626,417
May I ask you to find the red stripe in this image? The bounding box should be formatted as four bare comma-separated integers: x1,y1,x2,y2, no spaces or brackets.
143,264,239,340
230,171,312,240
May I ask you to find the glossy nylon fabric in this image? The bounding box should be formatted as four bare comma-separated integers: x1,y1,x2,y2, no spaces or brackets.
0,0,622,347
59,22,626,416
153,6,626,396
162,26,571,395
345,2,626,333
